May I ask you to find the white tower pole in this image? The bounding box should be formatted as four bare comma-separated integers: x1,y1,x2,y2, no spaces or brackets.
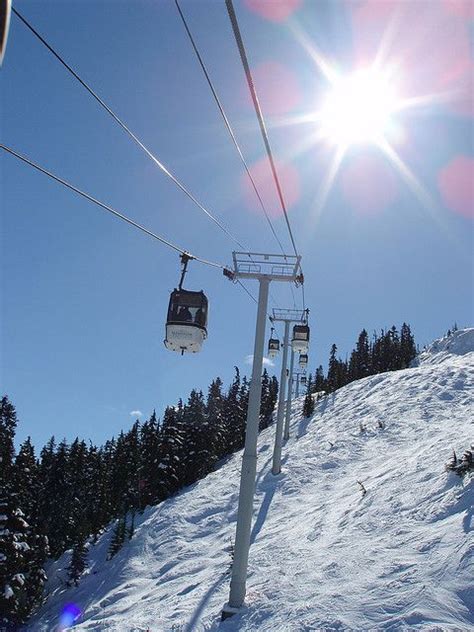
284,348,295,441
271,320,290,475
225,276,270,613
223,252,302,620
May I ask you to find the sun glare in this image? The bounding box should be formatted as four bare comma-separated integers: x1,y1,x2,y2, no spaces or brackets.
318,68,399,146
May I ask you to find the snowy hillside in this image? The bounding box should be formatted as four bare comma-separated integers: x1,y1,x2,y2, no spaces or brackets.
30,330,474,631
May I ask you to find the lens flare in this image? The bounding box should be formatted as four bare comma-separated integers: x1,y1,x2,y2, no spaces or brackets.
59,602,82,629
438,156,474,219
241,156,300,217
244,0,302,23
242,61,301,116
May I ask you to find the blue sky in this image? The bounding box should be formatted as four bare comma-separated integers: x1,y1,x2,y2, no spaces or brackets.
2,0,473,449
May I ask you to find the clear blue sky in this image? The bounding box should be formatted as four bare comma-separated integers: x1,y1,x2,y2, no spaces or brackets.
1,0,473,449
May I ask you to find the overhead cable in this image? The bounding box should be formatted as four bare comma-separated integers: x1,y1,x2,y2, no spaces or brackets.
173,1,290,318
224,0,300,260
1,144,283,328
174,0,286,257
12,7,248,251
1,144,226,270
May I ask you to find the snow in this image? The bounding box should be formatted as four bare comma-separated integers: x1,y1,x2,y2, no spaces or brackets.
13,541,30,552
13,573,25,586
4,585,14,600
414,327,474,366
30,331,474,631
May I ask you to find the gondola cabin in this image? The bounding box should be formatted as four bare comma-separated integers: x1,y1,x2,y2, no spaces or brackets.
291,324,310,353
268,337,280,359
301,375,307,385
299,353,308,369
165,289,208,354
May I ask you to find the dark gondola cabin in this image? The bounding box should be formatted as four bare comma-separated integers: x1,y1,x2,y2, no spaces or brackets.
299,353,308,369
165,289,208,354
301,375,307,385
268,328,280,359
292,324,310,353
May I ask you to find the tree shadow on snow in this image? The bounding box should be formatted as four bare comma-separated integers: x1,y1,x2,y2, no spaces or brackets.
463,505,474,533
297,416,312,438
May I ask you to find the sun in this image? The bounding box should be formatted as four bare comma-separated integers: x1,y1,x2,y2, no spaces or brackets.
318,68,399,146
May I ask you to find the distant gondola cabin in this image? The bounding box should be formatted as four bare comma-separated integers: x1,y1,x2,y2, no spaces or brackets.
268,337,280,359
299,353,308,369
292,324,310,353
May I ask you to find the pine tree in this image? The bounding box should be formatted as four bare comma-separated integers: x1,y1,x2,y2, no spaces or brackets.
111,422,141,515
67,438,89,547
259,370,278,430
23,532,48,614
302,376,315,418
107,515,126,560
183,390,210,485
139,411,161,508
327,344,339,392
400,322,416,368
155,406,187,501
223,368,242,453
0,397,33,626
349,329,371,380
14,438,39,525
313,365,326,393
14,437,48,618
40,439,72,558
206,378,227,461
67,536,87,587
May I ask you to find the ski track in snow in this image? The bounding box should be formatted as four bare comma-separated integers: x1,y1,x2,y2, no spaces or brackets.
30,330,474,632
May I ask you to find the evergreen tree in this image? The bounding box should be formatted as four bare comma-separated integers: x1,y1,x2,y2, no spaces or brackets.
206,378,227,461
183,390,210,485
67,536,87,587
139,411,161,508
0,397,33,626
39,439,72,558
302,376,315,418
107,515,126,560
13,438,39,525
111,422,141,515
349,329,371,381
13,437,48,618
400,322,416,368
67,438,89,545
155,406,187,501
327,344,339,392
313,365,326,393
223,368,243,453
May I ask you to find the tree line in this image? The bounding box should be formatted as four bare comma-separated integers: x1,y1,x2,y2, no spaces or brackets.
303,323,417,417
0,369,278,627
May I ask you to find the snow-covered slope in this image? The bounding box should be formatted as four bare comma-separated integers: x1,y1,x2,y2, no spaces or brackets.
30,330,474,631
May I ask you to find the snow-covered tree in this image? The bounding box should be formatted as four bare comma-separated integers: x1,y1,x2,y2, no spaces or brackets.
0,397,34,625
67,535,88,587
